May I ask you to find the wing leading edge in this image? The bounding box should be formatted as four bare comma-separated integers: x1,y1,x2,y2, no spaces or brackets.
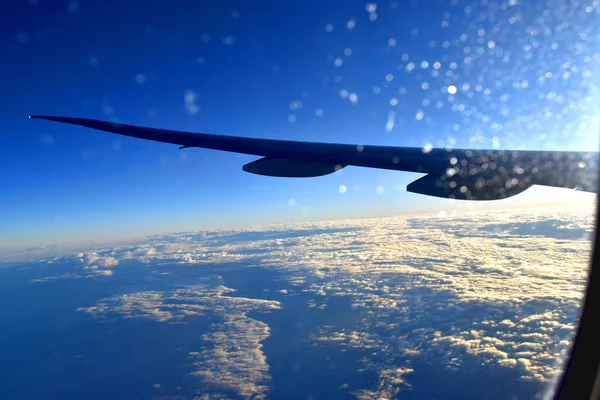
29,115,598,201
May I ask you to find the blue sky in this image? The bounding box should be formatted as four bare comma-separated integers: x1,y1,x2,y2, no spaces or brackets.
1,0,598,249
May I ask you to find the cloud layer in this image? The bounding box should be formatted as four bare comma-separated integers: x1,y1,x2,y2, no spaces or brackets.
28,206,595,398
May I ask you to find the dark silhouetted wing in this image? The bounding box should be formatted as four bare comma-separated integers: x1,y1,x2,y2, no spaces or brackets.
29,115,598,200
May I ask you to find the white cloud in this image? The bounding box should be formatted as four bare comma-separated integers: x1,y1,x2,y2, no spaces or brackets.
78,283,280,398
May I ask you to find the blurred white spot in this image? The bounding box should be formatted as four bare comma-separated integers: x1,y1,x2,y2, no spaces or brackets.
478,29,485,37
390,98,398,106
339,185,347,194
579,162,586,168
325,24,334,32
369,12,377,21
68,1,79,13
446,168,457,177
40,134,54,145
222,36,235,46
339,89,349,98
344,48,352,56
349,93,358,104
392,157,400,164
488,40,496,49
357,144,364,152
16,32,28,44
288,199,297,208
410,28,419,36
388,38,396,47
152,384,161,389
347,19,356,30
420,61,429,69
415,110,424,121
334,57,343,67
288,115,297,123
373,86,381,94
366,3,377,12
289,101,302,110
450,157,458,165
447,85,457,95
385,74,394,82
405,63,415,72
376,185,385,194
449,62,458,69
437,210,447,218
421,82,429,90
386,111,396,132
184,90,200,115
422,144,432,153
433,61,441,69
315,108,324,117
492,137,500,149
135,74,146,84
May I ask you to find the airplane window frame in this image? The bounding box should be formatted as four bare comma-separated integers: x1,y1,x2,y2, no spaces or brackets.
556,172,600,400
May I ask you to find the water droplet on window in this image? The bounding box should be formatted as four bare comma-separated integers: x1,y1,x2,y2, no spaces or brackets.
68,1,79,13
386,111,396,132
16,31,28,44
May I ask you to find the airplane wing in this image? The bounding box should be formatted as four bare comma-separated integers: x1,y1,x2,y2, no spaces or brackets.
29,115,598,201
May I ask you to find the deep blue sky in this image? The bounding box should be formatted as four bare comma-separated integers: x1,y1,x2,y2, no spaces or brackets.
1,0,598,249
